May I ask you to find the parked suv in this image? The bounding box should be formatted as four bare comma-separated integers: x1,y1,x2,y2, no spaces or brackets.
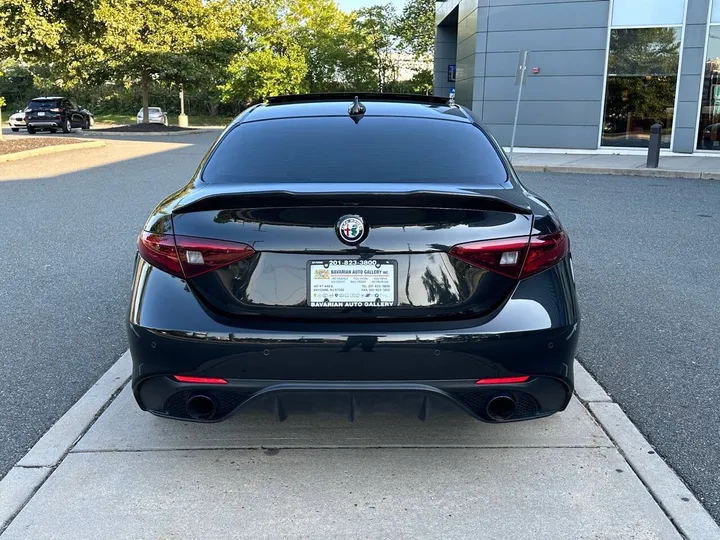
25,97,92,134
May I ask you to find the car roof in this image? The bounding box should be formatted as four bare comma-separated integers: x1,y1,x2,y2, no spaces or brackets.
31,96,65,100
242,93,471,124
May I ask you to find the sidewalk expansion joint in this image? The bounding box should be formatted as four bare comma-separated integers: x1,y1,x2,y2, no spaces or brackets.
68,443,610,454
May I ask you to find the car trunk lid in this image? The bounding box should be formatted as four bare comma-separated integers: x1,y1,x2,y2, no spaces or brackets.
167,186,533,321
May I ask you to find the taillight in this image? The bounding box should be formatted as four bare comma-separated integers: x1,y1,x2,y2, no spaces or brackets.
137,232,255,279
137,233,182,277
449,231,568,279
523,232,569,278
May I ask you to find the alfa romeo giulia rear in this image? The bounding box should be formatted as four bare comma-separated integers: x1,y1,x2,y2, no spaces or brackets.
127,93,579,424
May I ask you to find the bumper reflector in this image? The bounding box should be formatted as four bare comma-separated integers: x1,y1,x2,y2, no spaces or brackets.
475,376,530,385
173,375,228,385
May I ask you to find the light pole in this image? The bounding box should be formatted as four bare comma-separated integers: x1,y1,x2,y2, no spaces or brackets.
178,83,188,127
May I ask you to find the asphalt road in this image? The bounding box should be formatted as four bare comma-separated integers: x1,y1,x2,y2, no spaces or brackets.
0,130,218,478
0,131,718,522
520,171,720,522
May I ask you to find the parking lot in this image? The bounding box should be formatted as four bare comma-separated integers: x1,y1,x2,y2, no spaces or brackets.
1,129,719,537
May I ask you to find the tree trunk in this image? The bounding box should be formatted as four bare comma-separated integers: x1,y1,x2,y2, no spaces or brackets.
0,105,4,141
210,101,218,116
141,71,150,124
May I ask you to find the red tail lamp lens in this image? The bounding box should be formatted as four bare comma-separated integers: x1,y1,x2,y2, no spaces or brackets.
449,231,568,279
174,235,255,279
523,232,569,278
449,236,530,279
174,375,228,384
138,232,255,279
137,232,183,277
475,376,530,385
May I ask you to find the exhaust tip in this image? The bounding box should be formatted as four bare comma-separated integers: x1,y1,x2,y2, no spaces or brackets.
486,393,517,421
186,394,217,420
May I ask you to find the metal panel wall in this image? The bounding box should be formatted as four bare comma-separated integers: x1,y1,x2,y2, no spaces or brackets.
480,0,610,148
435,0,711,151
673,0,710,152
434,19,459,98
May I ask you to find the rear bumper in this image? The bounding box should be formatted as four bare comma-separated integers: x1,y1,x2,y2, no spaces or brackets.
128,257,580,422
138,376,570,423
27,121,61,128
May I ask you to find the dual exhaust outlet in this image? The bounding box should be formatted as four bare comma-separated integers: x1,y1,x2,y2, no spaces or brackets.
186,394,217,420
185,392,518,422
485,393,517,421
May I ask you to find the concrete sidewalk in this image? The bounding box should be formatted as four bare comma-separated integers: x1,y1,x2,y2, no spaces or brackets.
509,149,720,179
1,354,718,540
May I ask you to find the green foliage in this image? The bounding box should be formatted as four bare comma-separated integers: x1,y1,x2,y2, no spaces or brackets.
221,47,307,105
353,4,398,92
395,0,435,60
0,0,437,116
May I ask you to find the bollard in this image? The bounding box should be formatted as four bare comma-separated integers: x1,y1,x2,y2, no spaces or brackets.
646,123,662,168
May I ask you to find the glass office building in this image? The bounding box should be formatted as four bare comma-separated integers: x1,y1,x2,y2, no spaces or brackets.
434,0,720,153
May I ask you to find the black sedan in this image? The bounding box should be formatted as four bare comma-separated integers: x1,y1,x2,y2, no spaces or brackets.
128,93,579,423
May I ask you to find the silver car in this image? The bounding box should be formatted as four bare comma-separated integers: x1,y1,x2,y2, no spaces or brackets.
136,107,168,125
8,110,26,132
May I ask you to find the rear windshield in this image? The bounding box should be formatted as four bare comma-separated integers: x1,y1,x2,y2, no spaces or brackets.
27,99,61,109
202,116,507,186
139,108,162,114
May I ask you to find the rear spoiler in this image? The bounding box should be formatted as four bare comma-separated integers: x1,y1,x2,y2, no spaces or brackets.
170,184,533,216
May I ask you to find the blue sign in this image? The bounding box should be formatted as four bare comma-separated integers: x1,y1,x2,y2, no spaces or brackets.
448,64,456,83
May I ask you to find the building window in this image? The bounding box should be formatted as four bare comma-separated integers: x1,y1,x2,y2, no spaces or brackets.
611,0,685,27
601,28,681,148
699,10,720,149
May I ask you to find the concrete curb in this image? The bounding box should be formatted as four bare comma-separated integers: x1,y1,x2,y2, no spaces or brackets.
573,360,720,540
591,403,720,540
514,164,720,180
0,140,105,163
81,128,218,137
0,351,131,532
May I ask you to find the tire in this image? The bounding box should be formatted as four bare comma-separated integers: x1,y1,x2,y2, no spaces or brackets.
27,125,36,134
62,118,72,134
83,117,91,130
89,116,95,127
11,128,19,132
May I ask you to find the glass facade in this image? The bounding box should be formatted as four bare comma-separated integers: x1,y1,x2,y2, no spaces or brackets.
699,23,720,149
601,28,681,148
611,0,685,27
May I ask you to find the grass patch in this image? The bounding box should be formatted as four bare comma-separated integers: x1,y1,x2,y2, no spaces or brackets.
94,114,233,127
94,114,136,125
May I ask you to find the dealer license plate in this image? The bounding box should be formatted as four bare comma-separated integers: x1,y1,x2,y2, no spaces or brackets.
38,112,45,116
308,259,397,307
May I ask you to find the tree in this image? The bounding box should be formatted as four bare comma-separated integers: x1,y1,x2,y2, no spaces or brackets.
293,0,357,92
91,0,224,122
352,4,399,92
218,0,308,106
395,0,435,60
